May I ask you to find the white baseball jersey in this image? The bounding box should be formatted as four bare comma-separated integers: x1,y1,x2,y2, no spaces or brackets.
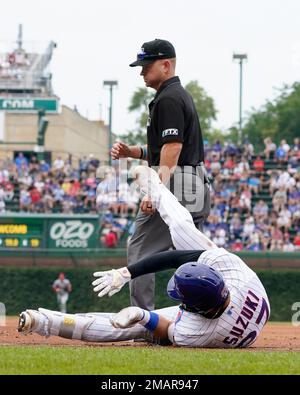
170,248,270,348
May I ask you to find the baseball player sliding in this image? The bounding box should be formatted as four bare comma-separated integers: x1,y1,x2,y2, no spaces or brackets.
18,166,270,348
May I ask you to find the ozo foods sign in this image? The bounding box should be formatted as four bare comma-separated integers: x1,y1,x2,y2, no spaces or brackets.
49,220,97,249
0,98,58,112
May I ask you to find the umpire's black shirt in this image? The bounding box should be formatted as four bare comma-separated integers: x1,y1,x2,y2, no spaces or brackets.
147,76,204,167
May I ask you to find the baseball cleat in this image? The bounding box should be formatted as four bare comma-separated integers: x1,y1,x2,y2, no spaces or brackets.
132,165,161,194
18,311,34,334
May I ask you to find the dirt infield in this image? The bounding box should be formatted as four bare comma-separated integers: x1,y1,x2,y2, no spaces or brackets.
0,317,299,351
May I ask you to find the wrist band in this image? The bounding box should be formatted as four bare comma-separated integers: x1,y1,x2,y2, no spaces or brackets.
139,147,143,160
140,311,159,332
139,146,147,160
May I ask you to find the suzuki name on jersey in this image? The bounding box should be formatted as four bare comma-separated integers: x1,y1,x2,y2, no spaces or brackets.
162,128,179,138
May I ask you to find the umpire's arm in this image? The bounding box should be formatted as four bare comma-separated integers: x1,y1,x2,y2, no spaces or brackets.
158,142,182,184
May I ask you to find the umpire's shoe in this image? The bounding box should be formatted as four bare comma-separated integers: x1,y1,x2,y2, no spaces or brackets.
18,311,34,334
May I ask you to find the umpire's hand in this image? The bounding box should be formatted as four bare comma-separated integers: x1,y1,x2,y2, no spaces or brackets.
140,195,156,214
111,141,131,159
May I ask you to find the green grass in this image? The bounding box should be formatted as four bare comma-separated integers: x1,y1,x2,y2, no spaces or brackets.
0,346,299,375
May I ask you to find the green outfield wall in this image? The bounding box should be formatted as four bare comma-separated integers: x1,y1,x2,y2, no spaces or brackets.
0,266,299,321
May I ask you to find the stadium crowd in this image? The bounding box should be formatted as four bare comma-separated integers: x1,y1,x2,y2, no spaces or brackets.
203,137,300,252
0,153,138,248
0,136,299,251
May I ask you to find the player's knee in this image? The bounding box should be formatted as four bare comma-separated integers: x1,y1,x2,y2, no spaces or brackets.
39,308,95,340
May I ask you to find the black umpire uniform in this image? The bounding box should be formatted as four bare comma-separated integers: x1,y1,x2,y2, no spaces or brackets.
128,40,210,311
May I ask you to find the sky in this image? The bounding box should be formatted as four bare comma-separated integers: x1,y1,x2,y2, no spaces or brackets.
1,0,300,137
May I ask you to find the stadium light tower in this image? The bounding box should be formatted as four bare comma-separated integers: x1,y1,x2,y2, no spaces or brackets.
103,80,118,166
232,53,247,144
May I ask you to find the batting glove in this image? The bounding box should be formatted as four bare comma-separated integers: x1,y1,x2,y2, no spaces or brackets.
109,306,144,329
92,267,131,297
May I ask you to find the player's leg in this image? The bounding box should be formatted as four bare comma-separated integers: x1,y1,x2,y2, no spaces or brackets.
60,294,68,313
18,308,148,342
57,294,62,312
133,166,217,251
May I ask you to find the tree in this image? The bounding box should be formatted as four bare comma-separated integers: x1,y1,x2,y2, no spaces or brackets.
243,82,300,151
120,88,153,145
184,80,217,132
121,81,218,144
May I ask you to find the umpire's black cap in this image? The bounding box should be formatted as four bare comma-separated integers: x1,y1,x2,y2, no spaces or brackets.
129,39,176,67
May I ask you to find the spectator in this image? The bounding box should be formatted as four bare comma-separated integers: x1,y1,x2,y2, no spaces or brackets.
39,160,50,174
253,199,269,221
242,215,255,242
29,155,39,174
287,155,299,175
263,137,276,160
275,143,287,164
280,139,290,156
19,172,32,188
270,225,283,242
223,155,235,171
282,240,295,252
34,174,45,193
238,185,252,213
246,231,262,251
230,238,244,251
293,231,300,250
210,156,222,177
3,183,14,202
247,174,260,194
88,154,100,171
19,188,31,212
52,182,65,210
52,156,65,174
42,190,54,213
269,239,283,251
0,199,5,213
269,171,279,195
14,153,29,175
277,205,292,232
212,140,222,159
79,156,89,174
243,139,254,159
291,137,300,155
62,195,75,214
272,186,287,212
101,226,118,248
28,186,42,211
252,156,265,173
235,157,250,175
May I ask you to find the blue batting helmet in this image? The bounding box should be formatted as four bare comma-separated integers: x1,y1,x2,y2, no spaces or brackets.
167,262,229,313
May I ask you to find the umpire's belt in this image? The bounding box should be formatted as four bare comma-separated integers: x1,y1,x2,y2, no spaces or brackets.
176,163,209,183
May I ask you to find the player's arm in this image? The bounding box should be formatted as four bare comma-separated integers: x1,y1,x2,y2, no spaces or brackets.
92,250,204,297
110,306,174,342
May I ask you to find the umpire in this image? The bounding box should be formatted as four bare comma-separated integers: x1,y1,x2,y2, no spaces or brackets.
111,38,210,311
